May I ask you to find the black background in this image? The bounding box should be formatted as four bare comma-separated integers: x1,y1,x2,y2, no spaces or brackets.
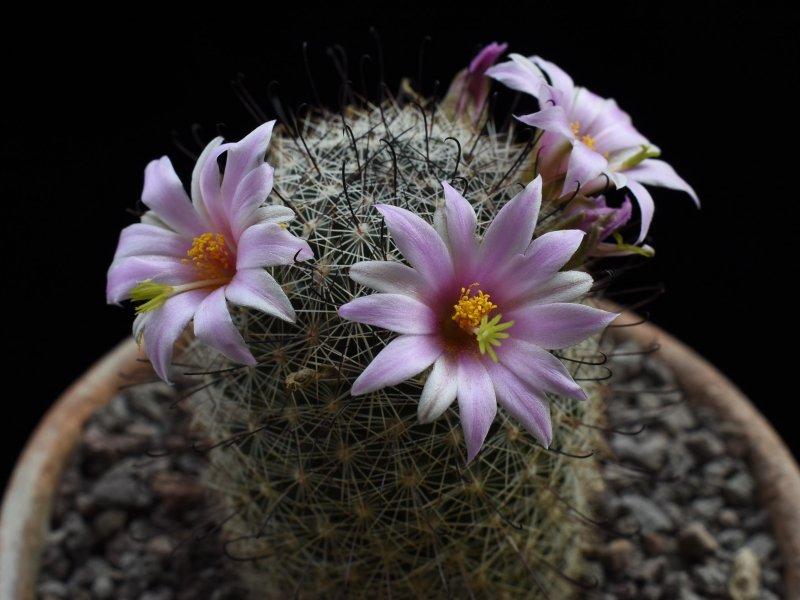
4,8,797,490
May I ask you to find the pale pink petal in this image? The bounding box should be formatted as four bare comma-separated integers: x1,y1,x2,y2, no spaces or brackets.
221,121,275,203
441,180,478,276
486,361,552,447
625,180,655,244
349,261,427,297
417,354,459,423
194,287,256,366
229,163,275,239
457,354,497,463
141,157,205,237
236,223,314,269
225,267,295,323
469,42,508,75
561,142,609,196
504,271,593,309
142,289,210,383
198,142,234,236
485,54,546,98
626,158,700,207
526,230,585,273
191,136,225,224
591,100,650,153
140,212,169,229
132,311,149,344
253,205,296,225
106,256,198,304
531,56,575,99
375,204,455,292
112,223,188,260
494,338,586,401
516,105,574,140
478,176,542,273
351,335,442,396
338,294,438,335
508,303,618,349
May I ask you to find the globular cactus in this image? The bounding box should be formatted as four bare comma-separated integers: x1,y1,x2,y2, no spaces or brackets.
111,41,697,598
183,98,608,598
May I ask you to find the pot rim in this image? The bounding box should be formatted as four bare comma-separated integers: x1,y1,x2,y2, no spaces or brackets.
2,314,798,598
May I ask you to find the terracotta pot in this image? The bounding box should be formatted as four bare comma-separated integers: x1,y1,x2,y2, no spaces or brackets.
2,316,799,599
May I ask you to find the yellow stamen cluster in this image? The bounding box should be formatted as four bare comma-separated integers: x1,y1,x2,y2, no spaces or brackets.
569,120,598,151
184,233,233,279
452,283,497,329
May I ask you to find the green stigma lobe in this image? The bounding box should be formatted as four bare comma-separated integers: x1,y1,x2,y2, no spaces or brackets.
611,232,655,257
475,314,514,362
130,281,174,314
619,144,661,170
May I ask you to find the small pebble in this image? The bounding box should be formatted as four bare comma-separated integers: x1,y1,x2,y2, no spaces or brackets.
728,547,760,600
639,584,661,600
93,509,127,540
718,528,747,550
38,580,68,598
146,534,176,557
718,508,739,528
724,472,755,506
762,566,782,591
685,430,726,462
661,571,691,596
595,538,636,573
91,471,154,510
691,496,723,521
746,532,776,560
703,456,735,479
141,587,174,600
642,531,673,556
612,432,669,471
678,522,719,560
607,580,638,599
618,494,674,532
693,559,729,595
742,510,770,532
627,556,667,582
660,404,698,434
91,575,115,600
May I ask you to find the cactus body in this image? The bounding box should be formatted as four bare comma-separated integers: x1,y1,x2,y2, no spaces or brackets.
185,100,606,598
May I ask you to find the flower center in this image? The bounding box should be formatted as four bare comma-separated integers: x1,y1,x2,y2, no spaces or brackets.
452,283,496,329
449,283,514,362
184,233,235,280
570,120,598,151
129,232,235,314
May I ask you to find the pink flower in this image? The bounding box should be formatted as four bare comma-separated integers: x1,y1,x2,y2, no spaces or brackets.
107,122,313,382
338,177,616,462
487,54,699,242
